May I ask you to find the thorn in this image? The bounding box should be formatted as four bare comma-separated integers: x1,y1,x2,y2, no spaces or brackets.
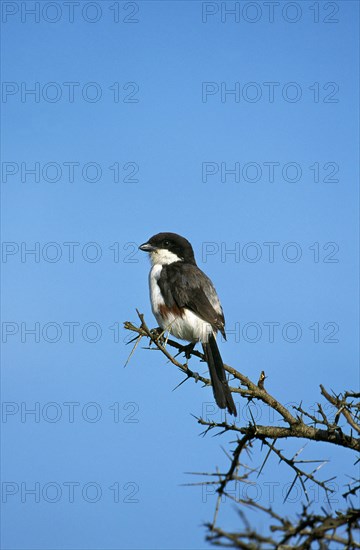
172,376,191,392
124,334,143,368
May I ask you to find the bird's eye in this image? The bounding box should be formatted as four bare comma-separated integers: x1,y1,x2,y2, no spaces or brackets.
163,240,170,246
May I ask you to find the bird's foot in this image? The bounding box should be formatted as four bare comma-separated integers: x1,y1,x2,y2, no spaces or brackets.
151,327,166,345
178,342,196,360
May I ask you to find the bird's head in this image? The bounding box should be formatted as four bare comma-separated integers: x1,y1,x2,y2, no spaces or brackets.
139,232,196,265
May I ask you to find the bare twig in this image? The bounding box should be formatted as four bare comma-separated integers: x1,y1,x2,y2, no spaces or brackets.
124,314,360,549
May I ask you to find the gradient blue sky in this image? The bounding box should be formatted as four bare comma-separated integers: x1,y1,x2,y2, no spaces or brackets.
1,1,359,549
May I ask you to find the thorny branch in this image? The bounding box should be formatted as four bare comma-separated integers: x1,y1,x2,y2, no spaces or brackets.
124,313,360,549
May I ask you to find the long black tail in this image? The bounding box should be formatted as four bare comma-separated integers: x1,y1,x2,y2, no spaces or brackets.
202,334,237,416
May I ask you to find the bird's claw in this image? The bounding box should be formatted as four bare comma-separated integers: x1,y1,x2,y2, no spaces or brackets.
151,327,166,345
178,342,196,360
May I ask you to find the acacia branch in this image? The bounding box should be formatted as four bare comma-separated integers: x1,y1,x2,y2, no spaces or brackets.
321,384,360,434
124,313,360,549
124,313,360,452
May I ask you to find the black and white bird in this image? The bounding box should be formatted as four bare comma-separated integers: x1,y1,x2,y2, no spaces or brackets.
139,232,237,416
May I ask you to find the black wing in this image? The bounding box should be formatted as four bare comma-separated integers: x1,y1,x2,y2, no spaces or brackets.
158,262,226,338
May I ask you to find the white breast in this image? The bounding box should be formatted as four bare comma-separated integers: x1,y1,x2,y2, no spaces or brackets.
149,264,165,325
148,264,213,343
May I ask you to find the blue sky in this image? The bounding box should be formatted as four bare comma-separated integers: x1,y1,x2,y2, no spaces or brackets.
1,1,359,549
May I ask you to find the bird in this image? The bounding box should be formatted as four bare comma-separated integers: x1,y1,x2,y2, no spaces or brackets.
139,232,237,416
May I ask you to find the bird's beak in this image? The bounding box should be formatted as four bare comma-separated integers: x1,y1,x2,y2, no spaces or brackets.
139,242,156,252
